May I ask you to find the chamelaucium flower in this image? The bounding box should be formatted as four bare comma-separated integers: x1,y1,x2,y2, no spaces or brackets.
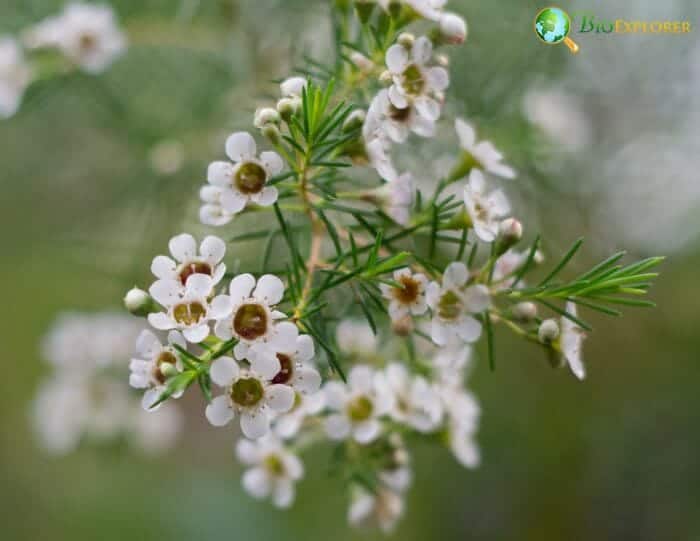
77,0,663,530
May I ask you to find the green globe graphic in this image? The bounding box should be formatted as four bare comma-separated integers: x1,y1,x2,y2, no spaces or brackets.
534,7,570,44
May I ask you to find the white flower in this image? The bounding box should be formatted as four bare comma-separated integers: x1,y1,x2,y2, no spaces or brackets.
273,390,325,439
280,76,307,98
426,262,490,345
455,118,516,179
205,132,283,216
463,169,511,242
439,13,467,44
236,435,304,508
267,325,321,395
148,274,223,343
438,383,481,468
375,363,443,432
432,338,473,383
199,185,235,227
374,172,415,226
24,3,126,74
365,135,397,181
560,302,586,380
368,87,436,144
385,36,448,122
129,329,187,410
0,37,31,119
213,273,297,368
380,267,428,321
150,233,226,291
206,356,295,438
323,365,392,444
404,0,446,20
348,485,405,533
336,318,377,359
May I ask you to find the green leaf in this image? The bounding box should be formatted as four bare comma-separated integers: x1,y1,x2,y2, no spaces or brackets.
538,237,584,287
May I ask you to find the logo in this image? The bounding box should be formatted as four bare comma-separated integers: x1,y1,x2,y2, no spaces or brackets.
534,7,580,54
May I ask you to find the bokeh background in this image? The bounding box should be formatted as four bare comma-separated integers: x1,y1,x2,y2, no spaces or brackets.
2,0,699,539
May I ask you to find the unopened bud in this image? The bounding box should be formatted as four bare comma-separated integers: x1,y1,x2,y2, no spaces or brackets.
159,362,179,378
262,124,281,145
534,250,545,265
538,319,560,344
280,76,307,98
512,302,537,322
254,107,280,129
439,13,468,44
124,287,157,317
435,53,450,68
496,218,523,255
379,70,393,86
392,313,414,337
277,97,300,121
350,51,374,74
343,109,366,132
397,32,415,49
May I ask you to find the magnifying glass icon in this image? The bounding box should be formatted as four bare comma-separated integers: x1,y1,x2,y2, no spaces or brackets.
534,7,580,54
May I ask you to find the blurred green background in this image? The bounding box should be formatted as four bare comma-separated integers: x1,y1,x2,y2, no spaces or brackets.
2,0,699,539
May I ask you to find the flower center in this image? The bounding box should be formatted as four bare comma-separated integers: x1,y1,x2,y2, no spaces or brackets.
437,290,463,321
472,201,489,222
230,377,264,407
232,303,268,340
263,454,286,476
393,275,420,305
401,64,425,95
388,104,412,122
234,162,267,194
347,395,373,422
178,261,213,286
78,33,97,52
271,353,294,384
173,301,207,326
154,351,178,384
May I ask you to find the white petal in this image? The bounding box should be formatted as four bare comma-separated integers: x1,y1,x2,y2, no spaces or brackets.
414,96,441,122
225,132,257,162
148,312,175,331
251,186,278,207
199,235,226,264
270,322,298,351
293,367,321,394
167,330,187,350
253,274,285,304
463,285,491,313
323,382,347,410
221,189,248,214
209,295,234,320
443,262,469,288
229,273,256,302
142,388,163,411
260,151,284,176
431,319,449,346
185,273,213,298
214,317,234,340
325,414,351,440
410,114,436,138
354,420,381,444
426,66,449,91
349,365,375,393
207,161,233,186
210,356,239,387
236,438,260,464
205,395,234,426
151,255,176,280
488,190,511,217
183,324,210,344
412,36,433,65
242,467,271,499
272,480,295,508
295,334,315,361
149,279,182,307
455,316,482,342
233,341,249,360
200,204,233,227
251,354,281,381
135,329,161,358
241,411,270,439
488,162,517,180
169,233,197,263
388,85,408,109
266,384,295,412
455,118,476,150
385,44,409,73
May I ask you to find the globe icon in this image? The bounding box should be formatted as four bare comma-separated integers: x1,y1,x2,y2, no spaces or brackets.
534,7,579,53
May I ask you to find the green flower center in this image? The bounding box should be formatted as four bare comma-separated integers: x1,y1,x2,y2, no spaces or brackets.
234,162,267,194
173,301,207,326
347,395,373,422
232,303,268,340
271,353,294,384
401,64,425,95
437,290,463,321
178,261,213,286
263,454,286,476
154,351,178,384
393,275,420,305
231,377,264,407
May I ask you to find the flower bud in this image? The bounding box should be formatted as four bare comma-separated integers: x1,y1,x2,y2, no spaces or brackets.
343,109,366,132
159,362,179,379
512,302,537,322
496,218,523,255
392,313,414,337
124,287,157,317
379,70,393,86
262,124,281,145
254,107,280,128
350,51,374,74
435,53,450,68
397,32,415,49
280,76,307,98
277,97,300,121
538,319,560,344
439,13,468,44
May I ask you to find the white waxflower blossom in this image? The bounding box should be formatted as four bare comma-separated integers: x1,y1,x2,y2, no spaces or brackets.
336,318,378,359
199,185,235,227
431,338,473,383
213,273,297,368
205,132,283,216
385,36,448,122
365,133,398,182
236,435,304,508
348,485,406,534
129,329,187,410
372,172,415,226
273,390,325,439
266,325,321,395
368,87,437,145
380,267,428,321
375,363,443,432
559,302,586,380
463,169,511,242
0,37,31,119
150,233,226,291
130,402,183,455
323,365,392,444
280,76,307,98
148,274,224,344
426,262,490,346
455,118,516,180
438,383,481,468
206,356,295,438
24,2,126,74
